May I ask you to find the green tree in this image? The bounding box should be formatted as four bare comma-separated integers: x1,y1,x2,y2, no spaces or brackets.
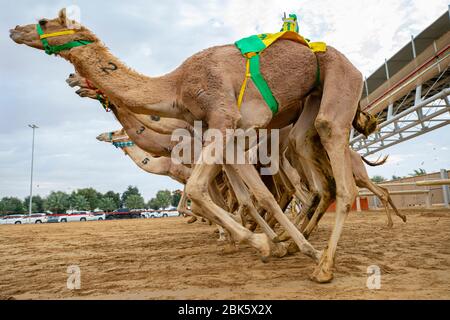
98,197,117,212
147,198,161,210
103,191,121,208
171,190,182,208
0,197,25,214
73,188,102,211
391,175,403,181
409,168,427,177
121,186,141,207
44,191,70,213
70,194,90,211
23,195,44,213
156,190,172,209
125,194,145,209
370,175,386,183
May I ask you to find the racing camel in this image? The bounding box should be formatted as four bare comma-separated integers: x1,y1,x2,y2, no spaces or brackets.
10,8,377,282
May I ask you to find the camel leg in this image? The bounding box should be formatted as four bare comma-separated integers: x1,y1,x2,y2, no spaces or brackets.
224,165,288,257
386,189,406,223
280,152,311,207
350,151,406,226
185,145,272,261
362,182,393,227
177,187,197,222
309,60,363,283
232,163,321,262
223,165,280,242
364,183,406,226
286,147,322,230
278,151,319,241
217,225,227,242
286,91,335,243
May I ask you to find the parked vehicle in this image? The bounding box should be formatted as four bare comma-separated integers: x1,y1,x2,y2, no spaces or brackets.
87,212,106,221
0,215,25,225
141,211,161,219
46,215,61,223
141,210,180,219
24,213,48,224
47,212,104,223
105,208,142,220
60,211,90,223
160,210,180,218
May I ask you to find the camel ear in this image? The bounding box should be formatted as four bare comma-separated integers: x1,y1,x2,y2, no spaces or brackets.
58,8,67,25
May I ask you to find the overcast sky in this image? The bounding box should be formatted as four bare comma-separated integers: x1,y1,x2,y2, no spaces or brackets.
1,0,449,201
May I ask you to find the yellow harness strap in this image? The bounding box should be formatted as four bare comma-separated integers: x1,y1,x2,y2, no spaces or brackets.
237,58,251,110
236,40,326,111
39,30,76,39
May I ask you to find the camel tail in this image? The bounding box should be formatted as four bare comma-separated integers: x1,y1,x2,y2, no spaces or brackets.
361,154,389,167
352,102,378,138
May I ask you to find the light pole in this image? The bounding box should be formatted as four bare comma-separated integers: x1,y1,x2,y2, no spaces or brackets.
28,124,38,216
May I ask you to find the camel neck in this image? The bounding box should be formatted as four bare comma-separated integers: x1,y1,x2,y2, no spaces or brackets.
122,144,188,184
64,43,179,116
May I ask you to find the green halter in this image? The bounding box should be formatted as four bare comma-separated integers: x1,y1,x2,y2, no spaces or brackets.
113,141,135,149
36,24,93,55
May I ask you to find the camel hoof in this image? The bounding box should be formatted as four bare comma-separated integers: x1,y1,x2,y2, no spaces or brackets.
287,241,299,255
249,233,271,263
386,222,394,228
401,215,407,223
310,267,333,283
222,244,238,254
270,242,289,258
271,235,281,243
187,216,197,224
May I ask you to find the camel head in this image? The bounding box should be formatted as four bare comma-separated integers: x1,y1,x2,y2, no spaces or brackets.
96,129,128,143
10,8,98,54
66,73,98,99
353,108,379,138
97,129,133,155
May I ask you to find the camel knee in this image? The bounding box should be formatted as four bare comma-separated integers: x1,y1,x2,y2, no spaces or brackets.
336,186,358,210
185,180,209,203
254,188,277,209
314,117,334,140
315,117,348,144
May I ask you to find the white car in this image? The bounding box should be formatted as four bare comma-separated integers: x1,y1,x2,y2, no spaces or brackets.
86,212,106,221
23,213,48,224
0,214,48,225
141,211,180,218
0,215,26,225
141,211,160,218
57,212,105,223
160,210,180,218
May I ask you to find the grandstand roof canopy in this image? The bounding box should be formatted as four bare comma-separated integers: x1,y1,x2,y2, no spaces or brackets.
362,9,450,98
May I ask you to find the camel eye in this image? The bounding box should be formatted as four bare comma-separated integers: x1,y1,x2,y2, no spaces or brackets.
38,19,48,26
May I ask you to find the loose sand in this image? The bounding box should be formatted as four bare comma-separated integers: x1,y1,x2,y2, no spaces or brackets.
0,209,449,300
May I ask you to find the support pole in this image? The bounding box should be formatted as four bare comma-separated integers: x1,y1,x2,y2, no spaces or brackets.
356,197,362,212
440,169,450,208
425,191,432,209
28,124,38,216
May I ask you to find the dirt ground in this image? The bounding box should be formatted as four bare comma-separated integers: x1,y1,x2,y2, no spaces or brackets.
0,208,449,300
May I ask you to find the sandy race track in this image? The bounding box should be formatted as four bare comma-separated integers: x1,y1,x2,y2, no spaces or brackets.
0,209,449,300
